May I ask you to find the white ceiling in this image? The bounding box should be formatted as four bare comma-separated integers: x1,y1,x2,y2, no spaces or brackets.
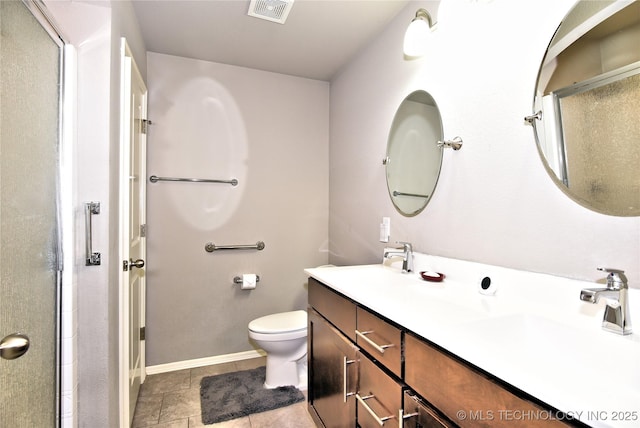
131,0,410,81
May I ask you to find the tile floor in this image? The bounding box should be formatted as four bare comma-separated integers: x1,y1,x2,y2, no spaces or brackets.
132,357,316,428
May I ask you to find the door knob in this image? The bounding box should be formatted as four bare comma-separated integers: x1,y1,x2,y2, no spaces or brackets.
129,259,145,269
0,333,30,360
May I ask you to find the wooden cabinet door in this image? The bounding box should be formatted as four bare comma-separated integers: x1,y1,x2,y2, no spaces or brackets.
308,309,359,428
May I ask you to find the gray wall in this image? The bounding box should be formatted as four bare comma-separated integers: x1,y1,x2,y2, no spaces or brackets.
145,52,329,366
329,0,640,286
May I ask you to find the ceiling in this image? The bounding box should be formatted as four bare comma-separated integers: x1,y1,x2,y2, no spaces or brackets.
131,0,410,81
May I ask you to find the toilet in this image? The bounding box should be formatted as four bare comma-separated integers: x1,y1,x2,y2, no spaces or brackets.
248,310,308,390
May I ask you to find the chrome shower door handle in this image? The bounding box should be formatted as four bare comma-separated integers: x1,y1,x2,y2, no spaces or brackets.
84,201,101,266
0,333,30,360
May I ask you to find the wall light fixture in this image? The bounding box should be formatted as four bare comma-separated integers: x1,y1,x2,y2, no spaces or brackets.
403,8,436,58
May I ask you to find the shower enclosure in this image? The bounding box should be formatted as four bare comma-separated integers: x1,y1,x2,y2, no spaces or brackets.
1,1,64,425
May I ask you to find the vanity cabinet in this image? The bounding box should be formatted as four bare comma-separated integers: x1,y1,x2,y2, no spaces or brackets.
309,278,405,428
308,277,574,428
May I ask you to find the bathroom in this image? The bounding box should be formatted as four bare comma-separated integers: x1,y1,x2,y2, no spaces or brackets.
2,0,638,427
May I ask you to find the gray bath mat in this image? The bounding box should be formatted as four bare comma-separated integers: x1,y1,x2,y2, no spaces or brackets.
200,366,304,425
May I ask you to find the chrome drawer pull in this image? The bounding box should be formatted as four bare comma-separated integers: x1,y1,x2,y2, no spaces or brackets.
343,356,356,403
356,393,394,426
355,330,394,354
399,409,420,428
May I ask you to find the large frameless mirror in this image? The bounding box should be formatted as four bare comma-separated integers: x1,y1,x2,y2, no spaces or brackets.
385,90,443,216
530,0,640,216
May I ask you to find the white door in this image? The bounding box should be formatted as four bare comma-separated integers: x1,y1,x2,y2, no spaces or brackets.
120,39,148,427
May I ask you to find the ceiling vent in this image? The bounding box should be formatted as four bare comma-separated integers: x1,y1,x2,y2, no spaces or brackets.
247,0,294,24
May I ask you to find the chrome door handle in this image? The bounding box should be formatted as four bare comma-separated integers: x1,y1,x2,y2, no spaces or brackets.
123,259,145,271
129,259,145,269
0,333,30,360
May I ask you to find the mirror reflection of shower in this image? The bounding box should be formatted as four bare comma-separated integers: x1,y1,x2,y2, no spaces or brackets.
531,1,640,216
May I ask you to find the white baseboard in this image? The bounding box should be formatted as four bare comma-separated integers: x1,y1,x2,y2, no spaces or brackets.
145,349,267,375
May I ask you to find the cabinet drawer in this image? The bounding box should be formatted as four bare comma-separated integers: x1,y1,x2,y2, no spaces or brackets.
357,354,403,428
356,307,402,377
308,277,357,342
402,390,455,428
405,333,570,428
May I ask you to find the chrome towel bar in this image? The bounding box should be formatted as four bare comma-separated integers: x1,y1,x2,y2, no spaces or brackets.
205,241,265,253
393,191,428,198
149,175,238,186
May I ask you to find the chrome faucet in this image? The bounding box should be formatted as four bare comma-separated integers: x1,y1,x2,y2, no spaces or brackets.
384,242,413,273
580,268,632,335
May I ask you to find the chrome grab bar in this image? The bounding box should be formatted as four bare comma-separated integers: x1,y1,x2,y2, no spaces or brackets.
84,202,101,266
355,330,394,354
205,241,265,252
356,394,394,426
392,191,428,198
149,175,238,186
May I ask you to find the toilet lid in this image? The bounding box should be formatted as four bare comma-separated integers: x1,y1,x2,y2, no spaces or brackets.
248,310,307,334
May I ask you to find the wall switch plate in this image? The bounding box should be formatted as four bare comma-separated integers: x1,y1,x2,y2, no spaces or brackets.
380,217,390,242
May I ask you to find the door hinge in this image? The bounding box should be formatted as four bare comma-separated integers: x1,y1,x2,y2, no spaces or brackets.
141,119,153,135
140,224,147,237
140,326,146,341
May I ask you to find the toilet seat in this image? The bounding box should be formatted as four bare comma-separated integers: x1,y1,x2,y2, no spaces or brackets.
248,310,307,334
248,310,307,341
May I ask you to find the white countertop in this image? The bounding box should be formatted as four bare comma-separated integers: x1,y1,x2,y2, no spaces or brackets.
305,254,640,428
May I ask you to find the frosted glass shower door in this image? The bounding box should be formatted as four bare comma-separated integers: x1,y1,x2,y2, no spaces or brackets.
0,1,62,426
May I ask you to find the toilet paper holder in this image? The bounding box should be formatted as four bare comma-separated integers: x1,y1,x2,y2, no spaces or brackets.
233,275,260,285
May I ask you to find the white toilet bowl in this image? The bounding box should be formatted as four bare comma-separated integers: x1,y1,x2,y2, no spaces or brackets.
248,310,307,389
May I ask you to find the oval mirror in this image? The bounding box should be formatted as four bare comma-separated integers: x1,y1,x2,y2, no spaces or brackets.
531,0,640,216
385,90,443,216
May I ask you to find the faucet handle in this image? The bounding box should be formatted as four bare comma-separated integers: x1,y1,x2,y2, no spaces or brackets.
397,241,413,251
597,267,628,288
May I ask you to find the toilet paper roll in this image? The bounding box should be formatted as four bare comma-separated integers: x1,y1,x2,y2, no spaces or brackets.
241,274,257,290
